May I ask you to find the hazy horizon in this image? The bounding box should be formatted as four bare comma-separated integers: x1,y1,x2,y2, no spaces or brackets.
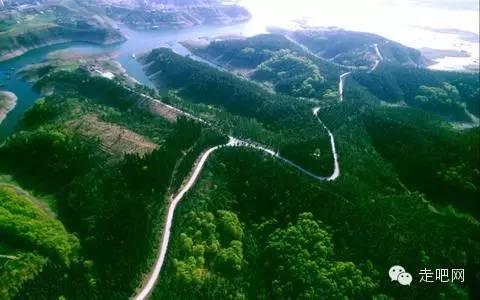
238,0,479,33
235,0,479,70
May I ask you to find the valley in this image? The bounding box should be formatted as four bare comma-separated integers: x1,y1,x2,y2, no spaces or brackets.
0,1,479,300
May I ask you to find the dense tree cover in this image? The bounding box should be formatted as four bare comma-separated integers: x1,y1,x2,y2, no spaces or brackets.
1,33,478,300
353,63,479,120
0,185,94,300
142,48,305,121
0,66,227,299
191,34,307,69
187,33,341,85
265,213,378,299
413,83,464,115
59,133,191,298
291,29,427,67
141,48,336,176
0,252,47,300
137,46,479,299
0,186,80,265
363,106,480,216
169,129,228,194
0,127,104,193
252,49,328,99
155,210,247,299
34,69,140,111
153,134,478,299
138,47,479,298
0,115,221,299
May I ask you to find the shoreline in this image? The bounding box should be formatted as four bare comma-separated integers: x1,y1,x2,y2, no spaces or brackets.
0,36,127,63
0,91,18,124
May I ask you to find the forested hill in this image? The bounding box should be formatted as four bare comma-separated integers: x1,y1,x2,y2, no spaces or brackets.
135,46,480,299
353,63,480,121
288,28,431,68
140,47,337,176
0,27,478,300
101,0,251,29
185,32,479,124
183,33,341,82
0,181,89,300
139,45,479,299
0,54,226,299
184,34,308,69
0,0,126,62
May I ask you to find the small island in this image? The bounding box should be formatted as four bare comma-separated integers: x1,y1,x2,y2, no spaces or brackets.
0,91,17,124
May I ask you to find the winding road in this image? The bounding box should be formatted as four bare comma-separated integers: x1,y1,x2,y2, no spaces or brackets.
135,133,341,300
371,43,384,72
339,72,351,102
132,41,382,299
284,35,358,71
134,132,339,300
133,97,341,300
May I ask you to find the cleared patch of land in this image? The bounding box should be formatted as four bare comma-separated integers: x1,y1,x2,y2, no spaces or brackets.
66,113,158,157
138,97,185,123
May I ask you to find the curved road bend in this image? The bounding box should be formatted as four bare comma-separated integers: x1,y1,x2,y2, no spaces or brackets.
339,72,351,102
134,128,340,300
134,114,340,300
132,53,351,300
134,141,226,300
371,43,383,72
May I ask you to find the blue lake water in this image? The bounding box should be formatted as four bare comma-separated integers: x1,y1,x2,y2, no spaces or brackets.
0,22,260,141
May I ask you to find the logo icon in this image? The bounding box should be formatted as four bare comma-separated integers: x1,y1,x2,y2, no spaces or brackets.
389,265,412,286
388,265,405,281
397,272,413,286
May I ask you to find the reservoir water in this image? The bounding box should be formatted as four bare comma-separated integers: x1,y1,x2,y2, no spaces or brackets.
0,22,263,141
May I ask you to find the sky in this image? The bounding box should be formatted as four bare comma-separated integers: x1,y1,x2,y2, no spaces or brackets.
236,0,479,70
239,0,479,34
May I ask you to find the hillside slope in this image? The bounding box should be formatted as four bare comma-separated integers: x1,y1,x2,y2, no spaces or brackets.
287,28,431,68
100,0,251,29
0,0,125,61
0,181,91,300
